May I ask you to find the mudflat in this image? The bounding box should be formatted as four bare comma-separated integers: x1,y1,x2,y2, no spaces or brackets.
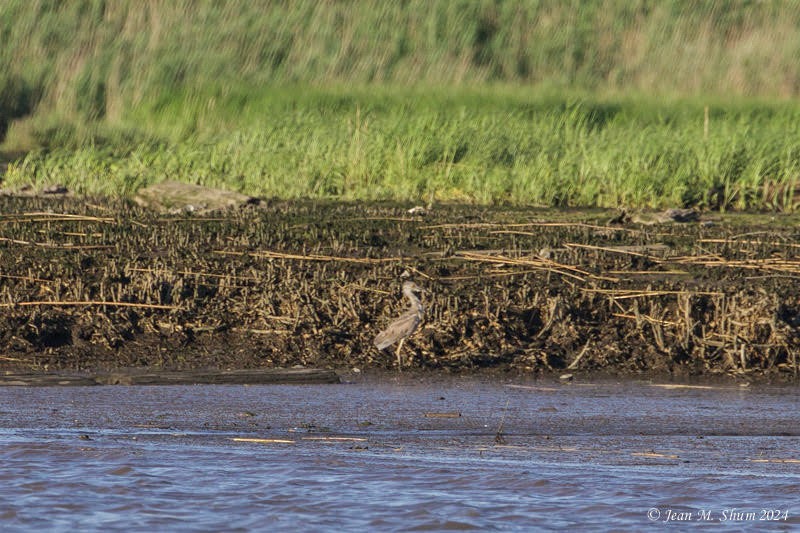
1,195,798,380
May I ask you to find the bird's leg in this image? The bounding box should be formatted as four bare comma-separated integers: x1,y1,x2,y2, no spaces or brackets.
395,339,405,371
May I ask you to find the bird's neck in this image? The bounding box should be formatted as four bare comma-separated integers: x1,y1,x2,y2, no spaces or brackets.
404,288,423,313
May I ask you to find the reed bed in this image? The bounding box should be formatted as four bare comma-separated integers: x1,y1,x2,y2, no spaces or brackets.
0,196,798,378
5,88,800,210
3,2,800,210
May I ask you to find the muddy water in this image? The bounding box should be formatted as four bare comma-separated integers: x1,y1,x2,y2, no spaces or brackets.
1,376,799,531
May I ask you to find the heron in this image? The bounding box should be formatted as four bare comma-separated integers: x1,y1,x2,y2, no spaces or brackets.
374,280,425,369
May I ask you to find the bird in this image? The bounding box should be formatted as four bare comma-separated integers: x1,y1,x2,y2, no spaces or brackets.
374,280,425,369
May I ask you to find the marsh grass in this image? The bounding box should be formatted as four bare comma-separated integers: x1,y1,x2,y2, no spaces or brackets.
5,87,800,210
2,1,800,208
4,0,800,112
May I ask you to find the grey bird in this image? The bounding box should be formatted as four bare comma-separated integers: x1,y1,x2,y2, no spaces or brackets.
374,280,425,369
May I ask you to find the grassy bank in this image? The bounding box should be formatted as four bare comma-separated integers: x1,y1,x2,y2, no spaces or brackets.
2,1,800,208
5,87,800,209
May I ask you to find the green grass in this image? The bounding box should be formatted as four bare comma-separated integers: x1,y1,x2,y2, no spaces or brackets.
3,0,800,111
2,1,800,208
5,86,800,210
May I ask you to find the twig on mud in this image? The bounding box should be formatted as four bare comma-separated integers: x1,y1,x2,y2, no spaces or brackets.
259,315,298,324
0,237,113,250
0,212,116,223
563,242,671,258
581,288,723,299
160,217,227,222
422,222,642,234
423,412,461,418
607,270,689,276
612,312,679,327
231,327,291,335
567,339,592,370
0,273,53,283
0,236,34,246
0,301,180,310
128,267,261,282
537,296,563,338
231,438,295,444
455,251,601,283
670,256,800,275
700,238,800,249
214,249,400,264
437,268,543,281
343,216,423,223
494,399,510,445
345,284,390,296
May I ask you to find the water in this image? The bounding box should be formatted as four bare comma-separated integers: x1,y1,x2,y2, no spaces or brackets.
1,376,799,531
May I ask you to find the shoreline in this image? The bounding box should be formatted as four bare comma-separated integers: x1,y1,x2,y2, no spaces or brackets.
1,195,799,381
0,366,787,387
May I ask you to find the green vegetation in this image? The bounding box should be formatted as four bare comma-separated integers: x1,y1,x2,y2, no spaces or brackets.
2,0,800,208
6,87,800,209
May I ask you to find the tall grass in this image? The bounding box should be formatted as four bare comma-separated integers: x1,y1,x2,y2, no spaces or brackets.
3,0,800,117
2,1,800,208
6,87,800,209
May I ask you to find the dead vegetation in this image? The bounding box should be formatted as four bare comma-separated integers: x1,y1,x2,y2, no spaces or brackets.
1,196,799,379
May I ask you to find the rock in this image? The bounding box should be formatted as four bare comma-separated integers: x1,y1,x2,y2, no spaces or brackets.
661,208,701,223
608,209,631,225
632,208,701,225
42,184,69,195
133,180,258,214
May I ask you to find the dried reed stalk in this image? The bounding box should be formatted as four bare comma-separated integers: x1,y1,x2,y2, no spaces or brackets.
1,212,116,223
454,251,598,282
214,250,400,264
0,273,52,283
0,237,113,250
581,288,723,298
128,267,260,281
612,312,679,327
563,242,670,258
231,327,291,335
700,238,800,249
607,270,689,275
0,301,180,310
423,222,641,233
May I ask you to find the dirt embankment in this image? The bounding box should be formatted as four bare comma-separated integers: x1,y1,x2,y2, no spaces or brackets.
1,196,799,380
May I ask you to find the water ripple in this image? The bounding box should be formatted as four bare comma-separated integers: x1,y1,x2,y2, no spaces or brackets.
1,379,800,530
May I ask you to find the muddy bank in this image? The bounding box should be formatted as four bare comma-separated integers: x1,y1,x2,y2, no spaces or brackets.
0,367,339,386
1,195,799,380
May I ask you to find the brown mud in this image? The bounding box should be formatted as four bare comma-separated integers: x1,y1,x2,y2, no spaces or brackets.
1,195,800,380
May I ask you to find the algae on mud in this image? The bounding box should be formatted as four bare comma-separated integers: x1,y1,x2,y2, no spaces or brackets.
0,195,799,379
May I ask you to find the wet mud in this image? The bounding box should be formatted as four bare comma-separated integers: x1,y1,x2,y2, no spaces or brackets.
1,195,800,380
